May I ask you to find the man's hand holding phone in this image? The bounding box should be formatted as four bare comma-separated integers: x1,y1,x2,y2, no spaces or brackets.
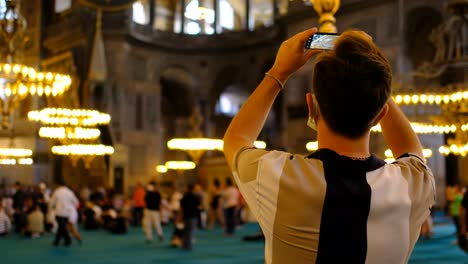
268,28,322,86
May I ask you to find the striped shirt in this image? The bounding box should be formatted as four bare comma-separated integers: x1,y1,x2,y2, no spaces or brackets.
233,148,435,264
0,210,11,234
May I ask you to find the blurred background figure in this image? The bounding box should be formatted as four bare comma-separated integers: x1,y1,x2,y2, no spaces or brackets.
450,184,464,236
12,182,26,234
0,200,11,236
194,183,206,229
143,182,163,243
180,184,201,251
25,204,44,239
169,184,182,223
208,179,224,229
132,182,145,226
222,178,239,236
49,180,79,247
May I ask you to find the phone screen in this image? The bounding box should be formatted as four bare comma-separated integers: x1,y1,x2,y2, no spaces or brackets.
305,33,340,50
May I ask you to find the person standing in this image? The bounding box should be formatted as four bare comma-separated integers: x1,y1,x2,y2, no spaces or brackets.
49,180,79,247
132,182,145,226
12,182,26,233
67,203,82,244
450,185,464,235
143,182,163,242
208,179,224,229
222,178,239,236
169,184,183,222
223,29,435,262
459,187,468,251
180,184,201,250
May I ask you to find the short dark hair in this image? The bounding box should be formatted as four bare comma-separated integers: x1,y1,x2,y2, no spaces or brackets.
313,30,392,139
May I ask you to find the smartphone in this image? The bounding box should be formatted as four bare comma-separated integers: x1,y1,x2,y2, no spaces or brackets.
305,32,340,50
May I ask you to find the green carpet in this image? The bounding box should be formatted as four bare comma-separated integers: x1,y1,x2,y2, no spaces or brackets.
0,222,466,263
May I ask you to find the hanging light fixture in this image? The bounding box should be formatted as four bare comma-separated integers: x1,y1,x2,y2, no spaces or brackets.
51,144,114,156
0,0,73,129
0,133,33,165
165,161,196,170
28,107,111,127
38,126,101,140
371,123,457,134
28,107,109,141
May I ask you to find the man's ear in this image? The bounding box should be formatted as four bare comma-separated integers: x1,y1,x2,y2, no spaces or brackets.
371,103,389,126
306,93,314,117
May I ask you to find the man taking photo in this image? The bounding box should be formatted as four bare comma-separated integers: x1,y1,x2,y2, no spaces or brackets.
223,28,435,263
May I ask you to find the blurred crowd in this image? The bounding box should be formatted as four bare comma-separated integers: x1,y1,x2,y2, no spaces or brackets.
0,178,246,251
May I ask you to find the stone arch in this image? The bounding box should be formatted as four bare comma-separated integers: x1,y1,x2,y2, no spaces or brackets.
404,6,443,69
160,65,196,136
210,65,248,137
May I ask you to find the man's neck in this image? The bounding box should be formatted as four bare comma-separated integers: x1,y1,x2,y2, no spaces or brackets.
317,123,371,159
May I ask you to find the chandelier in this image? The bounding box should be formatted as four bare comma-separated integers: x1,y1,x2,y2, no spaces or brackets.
164,161,196,170
38,127,101,140
167,138,266,151
384,149,433,163
28,106,113,166
28,107,110,127
28,107,110,141
167,108,266,168
371,123,457,134
0,146,32,165
51,144,114,156
0,0,73,129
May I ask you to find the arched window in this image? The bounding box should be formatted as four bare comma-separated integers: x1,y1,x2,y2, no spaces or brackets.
184,0,215,35
215,85,248,117
250,0,274,30
132,0,150,25
131,0,285,34
55,0,72,13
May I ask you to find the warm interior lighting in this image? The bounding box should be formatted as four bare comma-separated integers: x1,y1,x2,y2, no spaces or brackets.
0,147,32,157
439,144,468,157
0,63,72,96
306,141,318,151
167,138,266,151
39,126,101,140
0,158,32,165
393,90,468,105
0,147,33,165
28,108,111,127
371,123,457,134
384,148,433,161
168,138,223,151
165,161,196,170
51,144,114,156
156,165,168,173
253,141,267,149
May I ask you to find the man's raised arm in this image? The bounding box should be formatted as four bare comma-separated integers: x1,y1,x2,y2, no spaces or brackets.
223,28,320,169
380,98,424,160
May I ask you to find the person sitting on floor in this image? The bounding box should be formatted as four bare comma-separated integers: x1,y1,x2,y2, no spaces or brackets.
83,201,101,230
0,201,11,236
26,205,44,238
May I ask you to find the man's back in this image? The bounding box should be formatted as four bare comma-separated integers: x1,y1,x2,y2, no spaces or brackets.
145,191,161,211
181,192,200,219
222,28,435,264
50,186,78,217
233,148,434,264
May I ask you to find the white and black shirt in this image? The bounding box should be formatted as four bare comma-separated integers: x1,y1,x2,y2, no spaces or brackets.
233,148,435,264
